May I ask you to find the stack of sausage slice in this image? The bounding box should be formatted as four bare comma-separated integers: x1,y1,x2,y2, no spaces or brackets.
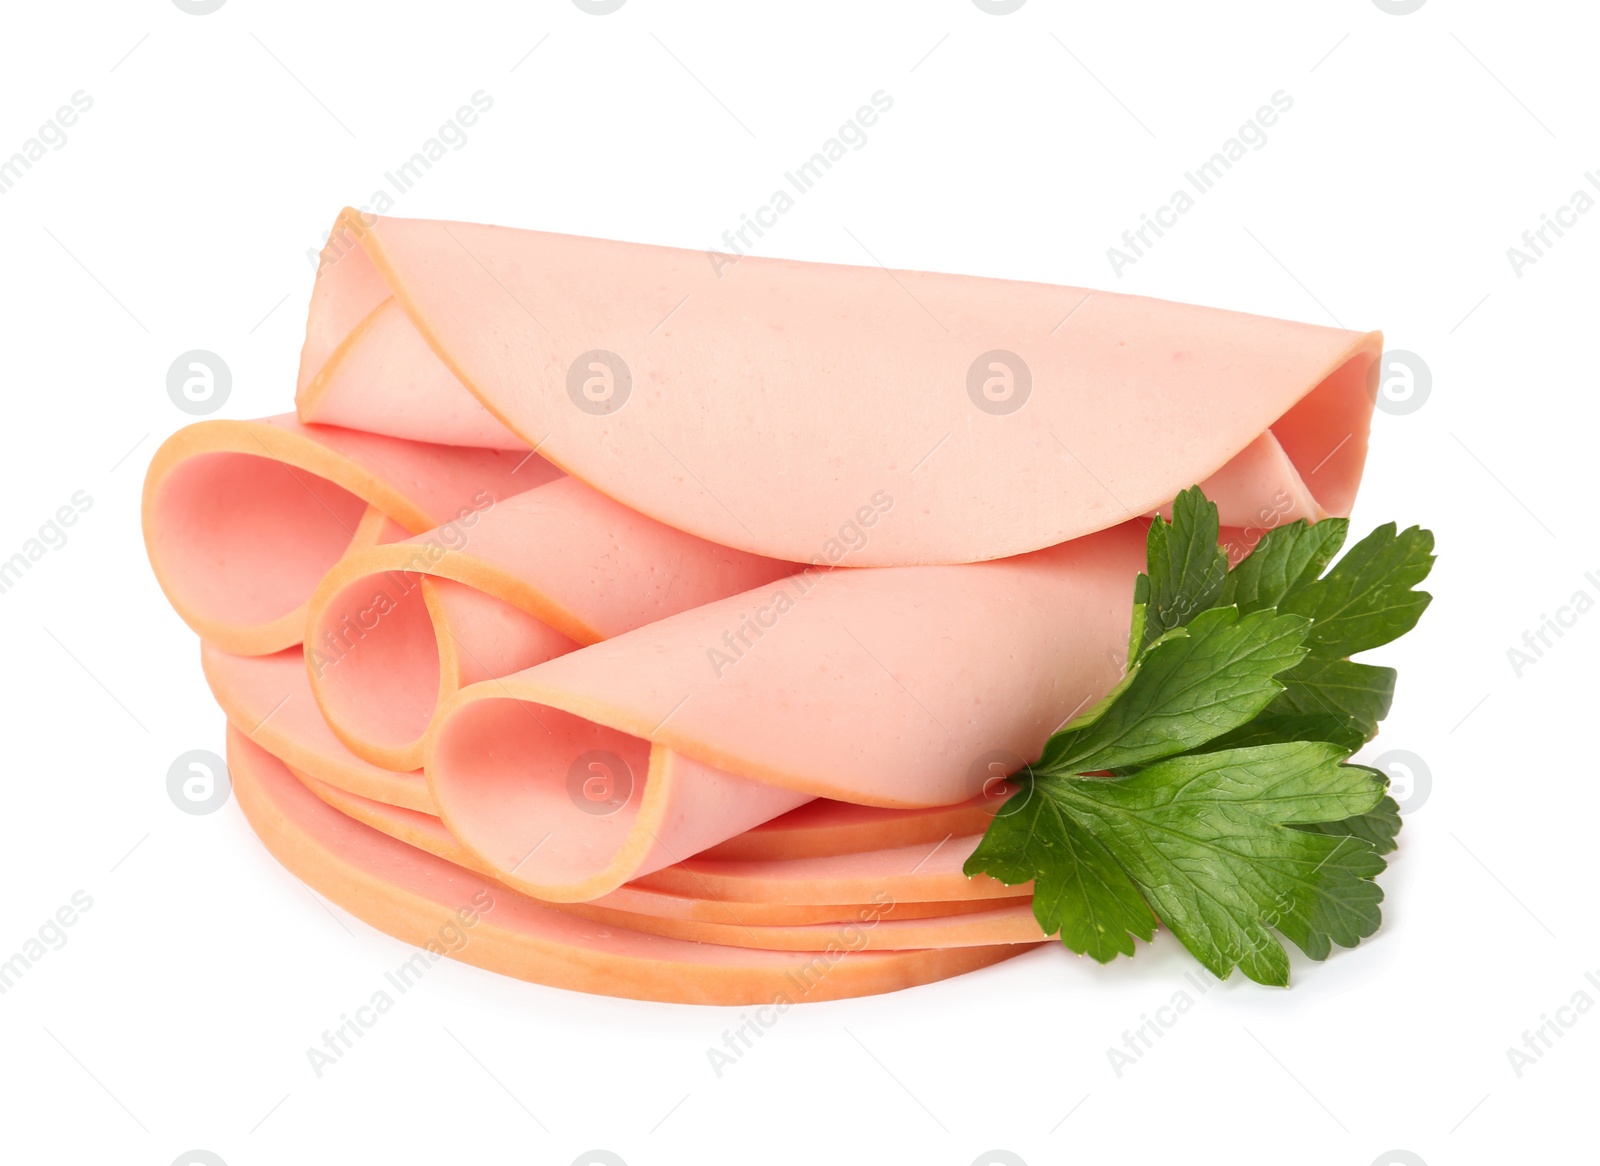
142,209,1381,1004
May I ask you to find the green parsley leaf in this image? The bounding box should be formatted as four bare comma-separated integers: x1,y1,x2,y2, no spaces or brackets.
1214,523,1431,745
1294,791,1403,857
1221,518,1349,613
964,786,1156,963
1278,523,1435,657
969,744,1387,985
1270,656,1396,741
1200,710,1367,754
1134,486,1228,656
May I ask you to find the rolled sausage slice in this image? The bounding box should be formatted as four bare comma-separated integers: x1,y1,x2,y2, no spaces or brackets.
425,522,1145,903
304,474,794,771
143,415,555,654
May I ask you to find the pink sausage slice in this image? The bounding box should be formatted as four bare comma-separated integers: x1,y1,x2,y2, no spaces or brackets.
304,474,795,771
301,296,525,448
143,415,556,654
632,835,1023,906
203,642,433,813
699,794,1002,862
297,207,1378,565
560,898,1047,952
212,593,808,904
213,640,971,875
229,727,1036,1005
423,522,1142,903
427,520,1144,829
289,759,1023,926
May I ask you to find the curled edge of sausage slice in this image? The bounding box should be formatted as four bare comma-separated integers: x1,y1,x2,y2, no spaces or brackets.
142,414,554,655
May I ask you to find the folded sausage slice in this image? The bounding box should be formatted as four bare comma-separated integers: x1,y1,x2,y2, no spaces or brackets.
424,521,1143,902
297,207,1378,565
209,643,807,900
301,295,525,448
204,642,433,812
229,727,1036,1004
143,415,555,654
304,474,794,771
289,758,1018,927
210,638,987,869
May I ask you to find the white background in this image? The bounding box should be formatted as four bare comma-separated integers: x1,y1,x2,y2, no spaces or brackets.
1,2,1595,1164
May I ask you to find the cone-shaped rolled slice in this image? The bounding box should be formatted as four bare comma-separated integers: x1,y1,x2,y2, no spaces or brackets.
425,521,1144,903
304,475,795,771
424,696,810,903
143,414,555,654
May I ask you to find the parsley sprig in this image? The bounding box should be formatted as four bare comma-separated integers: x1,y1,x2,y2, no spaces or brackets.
964,487,1435,985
